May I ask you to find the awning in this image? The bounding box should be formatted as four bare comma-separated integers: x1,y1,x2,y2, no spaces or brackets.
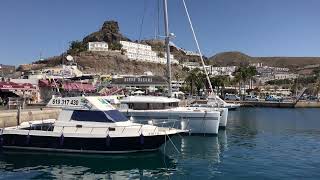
62,82,96,92
0,81,36,91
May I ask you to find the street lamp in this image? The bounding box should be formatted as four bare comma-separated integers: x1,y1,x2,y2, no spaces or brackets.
0,65,3,80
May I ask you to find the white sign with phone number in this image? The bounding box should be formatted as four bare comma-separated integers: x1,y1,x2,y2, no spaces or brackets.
51,98,80,106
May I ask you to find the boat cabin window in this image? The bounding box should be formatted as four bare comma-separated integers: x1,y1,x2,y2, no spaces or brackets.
127,102,179,110
71,110,127,123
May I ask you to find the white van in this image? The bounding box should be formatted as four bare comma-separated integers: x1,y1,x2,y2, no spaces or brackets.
224,94,240,101
244,95,259,101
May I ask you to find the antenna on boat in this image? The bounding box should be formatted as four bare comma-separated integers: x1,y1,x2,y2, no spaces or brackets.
182,0,217,104
163,0,172,97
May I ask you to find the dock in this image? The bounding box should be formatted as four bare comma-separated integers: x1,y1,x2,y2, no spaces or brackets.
193,99,320,108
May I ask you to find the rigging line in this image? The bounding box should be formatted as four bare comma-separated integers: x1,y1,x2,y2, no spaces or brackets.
157,0,161,39
166,134,180,154
181,0,215,96
153,0,160,39
138,0,149,42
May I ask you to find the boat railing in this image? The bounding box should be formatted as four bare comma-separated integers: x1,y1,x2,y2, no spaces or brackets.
53,123,172,136
131,118,180,129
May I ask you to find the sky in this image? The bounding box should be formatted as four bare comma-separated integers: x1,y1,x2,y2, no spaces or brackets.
1,0,320,65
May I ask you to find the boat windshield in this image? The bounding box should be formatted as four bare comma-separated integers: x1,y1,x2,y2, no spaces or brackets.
71,110,128,123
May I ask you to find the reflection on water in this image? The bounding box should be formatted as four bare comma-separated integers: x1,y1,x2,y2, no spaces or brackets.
161,131,228,179
0,133,228,180
1,108,320,179
0,151,175,179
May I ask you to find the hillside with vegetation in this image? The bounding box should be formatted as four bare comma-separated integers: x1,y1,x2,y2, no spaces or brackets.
18,20,188,77
208,51,320,73
17,20,320,77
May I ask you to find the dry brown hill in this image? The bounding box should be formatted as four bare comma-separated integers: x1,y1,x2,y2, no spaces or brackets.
208,51,320,71
18,51,185,77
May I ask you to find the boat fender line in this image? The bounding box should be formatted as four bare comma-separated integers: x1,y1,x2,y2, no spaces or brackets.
105,135,111,147
0,129,3,148
166,133,180,154
25,133,30,145
201,111,208,136
59,134,64,146
140,134,144,145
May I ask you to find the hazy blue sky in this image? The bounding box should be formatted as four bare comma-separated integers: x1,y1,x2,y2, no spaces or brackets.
1,0,320,65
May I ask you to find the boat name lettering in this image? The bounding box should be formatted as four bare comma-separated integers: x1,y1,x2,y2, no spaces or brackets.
52,99,79,106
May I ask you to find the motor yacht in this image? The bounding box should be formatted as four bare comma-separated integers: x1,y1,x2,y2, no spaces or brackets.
118,96,221,135
0,96,184,154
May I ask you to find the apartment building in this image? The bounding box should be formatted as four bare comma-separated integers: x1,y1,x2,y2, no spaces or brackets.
120,41,178,64
88,42,109,52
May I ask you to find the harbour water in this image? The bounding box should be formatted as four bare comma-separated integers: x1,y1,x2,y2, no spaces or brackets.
0,108,320,179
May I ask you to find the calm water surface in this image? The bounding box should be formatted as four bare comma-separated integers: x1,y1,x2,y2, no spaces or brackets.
0,108,320,179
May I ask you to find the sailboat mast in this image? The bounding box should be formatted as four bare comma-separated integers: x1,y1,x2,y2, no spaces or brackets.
163,0,172,97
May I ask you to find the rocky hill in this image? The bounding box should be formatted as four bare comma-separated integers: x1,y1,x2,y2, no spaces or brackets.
82,21,130,44
19,20,192,77
208,51,320,71
208,51,252,66
18,20,320,76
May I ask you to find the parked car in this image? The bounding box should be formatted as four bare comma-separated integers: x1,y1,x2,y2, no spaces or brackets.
306,95,318,101
224,93,240,101
265,95,283,102
244,95,259,101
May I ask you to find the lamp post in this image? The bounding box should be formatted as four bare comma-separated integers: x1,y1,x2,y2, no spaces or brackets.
0,65,3,80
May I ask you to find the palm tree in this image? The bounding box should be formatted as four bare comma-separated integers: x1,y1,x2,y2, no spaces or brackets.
247,66,258,89
185,68,206,96
210,75,230,96
233,66,257,95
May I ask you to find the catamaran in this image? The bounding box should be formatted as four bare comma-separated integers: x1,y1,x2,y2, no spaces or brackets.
119,95,221,134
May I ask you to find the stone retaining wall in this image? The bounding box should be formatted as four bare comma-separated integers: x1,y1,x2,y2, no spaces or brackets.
0,108,61,128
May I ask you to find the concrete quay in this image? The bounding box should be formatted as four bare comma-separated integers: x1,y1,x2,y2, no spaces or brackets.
239,101,295,108
295,101,320,108
193,99,320,108
0,108,61,128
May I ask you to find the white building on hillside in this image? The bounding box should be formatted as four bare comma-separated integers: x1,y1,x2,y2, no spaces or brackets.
88,42,108,52
210,66,237,76
274,73,298,80
120,41,178,64
185,51,200,56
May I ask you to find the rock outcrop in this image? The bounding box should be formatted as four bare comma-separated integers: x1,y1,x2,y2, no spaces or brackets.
83,21,130,44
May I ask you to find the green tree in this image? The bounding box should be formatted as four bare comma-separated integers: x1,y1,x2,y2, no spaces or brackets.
185,68,206,95
109,42,122,50
210,75,230,96
182,66,190,72
157,52,165,58
67,40,87,55
233,65,257,95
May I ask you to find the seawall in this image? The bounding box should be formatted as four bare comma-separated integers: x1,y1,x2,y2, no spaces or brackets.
0,108,61,128
295,101,320,108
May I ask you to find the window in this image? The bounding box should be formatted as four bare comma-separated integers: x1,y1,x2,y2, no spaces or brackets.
71,110,127,123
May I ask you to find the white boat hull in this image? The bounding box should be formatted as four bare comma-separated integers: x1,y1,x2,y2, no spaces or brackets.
120,109,220,135
187,107,228,128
